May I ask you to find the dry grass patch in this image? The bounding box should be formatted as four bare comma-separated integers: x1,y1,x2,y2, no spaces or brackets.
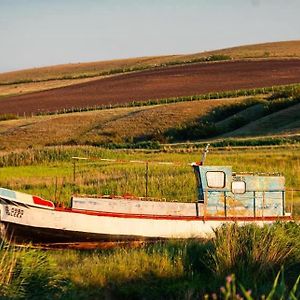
0,98,244,150
225,103,300,137
0,77,103,98
82,98,244,144
0,55,179,84
0,108,136,150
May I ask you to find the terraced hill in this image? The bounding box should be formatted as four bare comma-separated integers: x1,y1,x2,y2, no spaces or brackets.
1,41,300,150
1,40,299,84
0,87,299,151
1,59,300,115
1,41,300,116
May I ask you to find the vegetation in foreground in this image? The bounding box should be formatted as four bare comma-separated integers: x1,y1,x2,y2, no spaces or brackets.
0,223,299,299
0,146,299,299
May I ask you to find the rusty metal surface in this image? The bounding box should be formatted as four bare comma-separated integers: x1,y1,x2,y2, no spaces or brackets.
195,166,286,217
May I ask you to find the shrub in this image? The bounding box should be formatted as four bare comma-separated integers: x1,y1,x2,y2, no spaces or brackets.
0,114,18,121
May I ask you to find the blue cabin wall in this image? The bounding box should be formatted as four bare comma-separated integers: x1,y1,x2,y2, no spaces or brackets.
193,166,285,217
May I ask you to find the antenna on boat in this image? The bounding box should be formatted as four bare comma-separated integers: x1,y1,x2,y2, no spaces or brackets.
200,144,210,165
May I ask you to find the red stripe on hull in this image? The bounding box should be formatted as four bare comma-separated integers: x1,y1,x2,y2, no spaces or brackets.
55,207,292,222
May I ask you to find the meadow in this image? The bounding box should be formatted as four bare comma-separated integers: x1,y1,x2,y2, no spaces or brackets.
0,146,299,299
0,146,299,209
1,222,300,299
0,146,300,299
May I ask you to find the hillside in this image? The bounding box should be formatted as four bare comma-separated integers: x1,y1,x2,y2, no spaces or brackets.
1,40,299,85
0,41,300,150
0,40,300,103
1,59,300,115
224,102,300,137
1,87,300,151
0,98,244,151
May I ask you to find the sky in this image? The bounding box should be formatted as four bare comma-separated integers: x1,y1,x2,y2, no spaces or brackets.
0,0,299,73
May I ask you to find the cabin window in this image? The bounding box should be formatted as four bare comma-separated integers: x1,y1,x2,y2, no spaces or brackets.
206,171,225,188
232,181,246,194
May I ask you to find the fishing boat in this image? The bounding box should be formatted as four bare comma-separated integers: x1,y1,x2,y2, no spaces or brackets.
0,146,292,248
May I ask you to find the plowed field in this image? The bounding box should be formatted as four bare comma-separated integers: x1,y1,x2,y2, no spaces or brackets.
1,59,300,115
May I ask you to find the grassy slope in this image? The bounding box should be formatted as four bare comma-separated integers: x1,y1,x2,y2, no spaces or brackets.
224,102,300,137
1,94,300,151
0,40,300,98
0,98,244,151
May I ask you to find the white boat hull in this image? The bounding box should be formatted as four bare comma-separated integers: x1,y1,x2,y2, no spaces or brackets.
0,202,280,246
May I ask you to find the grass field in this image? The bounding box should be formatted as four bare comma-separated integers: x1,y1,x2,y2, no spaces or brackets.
0,146,300,299
0,146,299,211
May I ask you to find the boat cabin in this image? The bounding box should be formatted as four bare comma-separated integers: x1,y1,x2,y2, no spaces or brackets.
193,164,285,217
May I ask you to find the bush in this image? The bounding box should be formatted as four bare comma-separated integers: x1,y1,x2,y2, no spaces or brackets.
207,54,232,61
0,114,18,121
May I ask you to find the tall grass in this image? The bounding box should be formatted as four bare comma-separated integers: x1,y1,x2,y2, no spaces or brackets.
0,241,64,299
0,223,299,298
0,114,18,121
0,146,299,213
209,223,300,280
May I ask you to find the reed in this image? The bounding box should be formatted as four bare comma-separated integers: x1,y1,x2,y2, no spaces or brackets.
0,147,299,298
209,223,300,281
0,243,64,299
0,224,299,298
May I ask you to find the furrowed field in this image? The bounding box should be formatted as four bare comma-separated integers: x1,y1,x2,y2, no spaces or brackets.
0,146,300,299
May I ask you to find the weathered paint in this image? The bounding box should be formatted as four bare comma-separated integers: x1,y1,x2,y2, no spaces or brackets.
0,188,54,209
193,166,285,217
0,200,286,245
72,196,198,216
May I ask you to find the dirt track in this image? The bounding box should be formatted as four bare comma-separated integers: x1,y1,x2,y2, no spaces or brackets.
1,59,300,115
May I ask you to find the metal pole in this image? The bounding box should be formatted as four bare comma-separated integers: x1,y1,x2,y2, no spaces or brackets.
145,161,149,199
291,189,294,216
224,191,227,218
55,177,58,203
282,190,285,216
73,160,76,183
262,191,265,219
200,144,210,165
253,191,256,218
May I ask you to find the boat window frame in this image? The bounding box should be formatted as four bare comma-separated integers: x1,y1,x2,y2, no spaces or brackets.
231,180,246,194
206,171,226,189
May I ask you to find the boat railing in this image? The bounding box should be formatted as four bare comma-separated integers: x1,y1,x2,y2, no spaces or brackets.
202,188,299,218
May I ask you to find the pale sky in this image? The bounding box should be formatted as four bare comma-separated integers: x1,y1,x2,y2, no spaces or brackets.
0,0,299,72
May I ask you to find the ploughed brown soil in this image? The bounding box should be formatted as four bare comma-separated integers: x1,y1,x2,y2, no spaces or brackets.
1,59,300,115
